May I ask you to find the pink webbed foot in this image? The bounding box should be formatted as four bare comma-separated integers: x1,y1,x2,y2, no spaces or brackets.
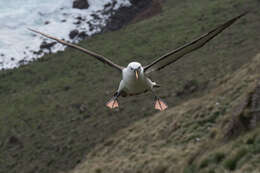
106,98,119,109
155,98,168,111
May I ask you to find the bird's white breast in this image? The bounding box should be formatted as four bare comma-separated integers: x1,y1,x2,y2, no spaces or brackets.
122,68,151,94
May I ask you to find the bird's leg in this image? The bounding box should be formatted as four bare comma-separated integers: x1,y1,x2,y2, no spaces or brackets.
106,92,120,109
151,91,168,111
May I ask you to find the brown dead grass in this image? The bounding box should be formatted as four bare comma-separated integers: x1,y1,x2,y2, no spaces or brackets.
70,54,260,173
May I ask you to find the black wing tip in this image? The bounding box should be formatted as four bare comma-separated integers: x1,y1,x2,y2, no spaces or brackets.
220,11,248,32
234,11,248,21
27,28,37,33
239,11,249,17
223,11,248,26
27,28,43,36
144,12,248,73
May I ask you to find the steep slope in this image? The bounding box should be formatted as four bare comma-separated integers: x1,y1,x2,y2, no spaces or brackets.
71,53,260,173
0,0,260,173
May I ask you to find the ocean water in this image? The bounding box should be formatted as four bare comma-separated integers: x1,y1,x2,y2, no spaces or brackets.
0,0,131,69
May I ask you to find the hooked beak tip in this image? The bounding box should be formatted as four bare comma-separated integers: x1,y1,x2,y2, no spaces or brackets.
135,71,139,80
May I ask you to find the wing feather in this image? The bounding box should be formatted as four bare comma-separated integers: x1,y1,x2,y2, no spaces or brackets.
144,12,247,74
28,28,124,72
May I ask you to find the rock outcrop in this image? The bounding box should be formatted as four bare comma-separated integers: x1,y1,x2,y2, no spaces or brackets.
73,0,89,9
105,0,154,31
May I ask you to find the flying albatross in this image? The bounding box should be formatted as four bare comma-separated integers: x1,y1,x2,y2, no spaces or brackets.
28,12,247,111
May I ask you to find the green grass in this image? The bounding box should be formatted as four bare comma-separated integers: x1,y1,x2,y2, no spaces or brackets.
1,0,260,173
223,148,248,170
199,152,225,169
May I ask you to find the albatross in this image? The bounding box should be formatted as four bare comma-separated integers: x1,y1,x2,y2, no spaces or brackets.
28,12,246,111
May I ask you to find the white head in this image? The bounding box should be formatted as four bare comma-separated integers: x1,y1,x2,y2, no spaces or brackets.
127,62,143,80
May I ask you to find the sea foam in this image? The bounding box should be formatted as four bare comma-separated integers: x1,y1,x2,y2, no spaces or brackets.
0,0,131,70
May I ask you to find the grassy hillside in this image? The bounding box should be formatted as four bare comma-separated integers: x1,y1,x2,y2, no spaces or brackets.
0,0,260,173
71,53,260,173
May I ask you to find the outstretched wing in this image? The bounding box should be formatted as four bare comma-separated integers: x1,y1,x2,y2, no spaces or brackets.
143,12,247,74
28,28,124,72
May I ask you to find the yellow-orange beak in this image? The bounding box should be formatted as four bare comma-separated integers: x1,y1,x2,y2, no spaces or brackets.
135,70,139,80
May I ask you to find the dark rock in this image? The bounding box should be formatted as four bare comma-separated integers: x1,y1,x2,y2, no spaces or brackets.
91,13,101,20
40,41,56,51
78,31,88,39
130,0,152,9
87,21,94,31
73,0,89,9
18,59,26,65
74,16,86,25
69,29,79,39
68,0,159,44
76,16,83,20
104,0,153,31
74,20,81,25
33,50,43,55
104,2,112,8
8,136,23,148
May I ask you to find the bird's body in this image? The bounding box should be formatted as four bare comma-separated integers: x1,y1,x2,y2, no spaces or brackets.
106,61,167,110
28,12,247,111
118,62,155,96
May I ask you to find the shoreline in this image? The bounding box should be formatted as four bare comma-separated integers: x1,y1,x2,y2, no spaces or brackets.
0,0,159,71
0,0,131,70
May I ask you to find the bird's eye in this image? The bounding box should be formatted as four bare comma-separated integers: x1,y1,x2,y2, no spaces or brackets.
130,67,133,70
